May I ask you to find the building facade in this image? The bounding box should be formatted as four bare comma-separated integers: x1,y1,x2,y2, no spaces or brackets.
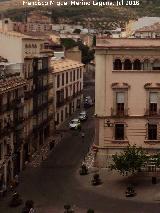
0,58,26,188
95,38,160,167
51,59,84,128
0,31,54,182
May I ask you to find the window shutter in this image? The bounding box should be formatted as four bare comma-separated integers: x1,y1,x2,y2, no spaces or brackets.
116,92,125,103
150,92,158,103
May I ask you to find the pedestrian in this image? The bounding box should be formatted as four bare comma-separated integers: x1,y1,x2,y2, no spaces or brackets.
81,132,85,143
15,174,19,186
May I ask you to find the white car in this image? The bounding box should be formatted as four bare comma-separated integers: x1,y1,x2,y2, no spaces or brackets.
79,111,88,121
69,119,81,130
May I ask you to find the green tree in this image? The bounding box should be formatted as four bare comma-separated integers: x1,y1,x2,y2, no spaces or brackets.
60,38,77,50
110,145,148,176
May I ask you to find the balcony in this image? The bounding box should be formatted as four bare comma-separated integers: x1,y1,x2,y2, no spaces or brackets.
111,108,129,117
56,100,65,108
24,90,33,100
33,114,53,132
33,68,48,76
0,122,14,138
15,98,24,109
27,72,33,80
144,109,160,117
14,117,24,130
34,83,53,94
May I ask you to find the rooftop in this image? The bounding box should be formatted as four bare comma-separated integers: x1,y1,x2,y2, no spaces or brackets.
96,38,160,49
0,77,26,94
0,30,44,40
135,22,160,33
51,59,84,73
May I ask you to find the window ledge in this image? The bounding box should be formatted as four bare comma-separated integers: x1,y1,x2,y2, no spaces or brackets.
144,140,160,144
112,140,129,144
112,70,160,72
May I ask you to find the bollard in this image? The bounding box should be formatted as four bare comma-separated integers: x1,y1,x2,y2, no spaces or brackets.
152,176,157,184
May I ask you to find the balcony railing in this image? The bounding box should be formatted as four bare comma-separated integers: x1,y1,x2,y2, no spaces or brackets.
0,122,14,138
34,83,53,94
33,113,53,132
111,108,129,117
56,100,65,108
24,90,33,100
144,109,160,116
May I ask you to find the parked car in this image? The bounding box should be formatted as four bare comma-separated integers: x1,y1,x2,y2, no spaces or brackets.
84,96,94,108
79,111,88,121
69,119,81,130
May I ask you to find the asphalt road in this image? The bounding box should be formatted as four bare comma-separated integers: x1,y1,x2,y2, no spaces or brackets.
1,86,160,213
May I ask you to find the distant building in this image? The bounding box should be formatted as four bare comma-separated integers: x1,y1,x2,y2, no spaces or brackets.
125,17,160,37
95,37,160,167
134,22,160,38
12,12,52,34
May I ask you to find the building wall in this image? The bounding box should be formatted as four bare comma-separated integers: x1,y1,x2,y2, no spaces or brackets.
0,33,23,63
53,65,84,127
95,47,160,167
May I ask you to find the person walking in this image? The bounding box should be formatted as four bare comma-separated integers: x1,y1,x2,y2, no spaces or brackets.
81,132,85,143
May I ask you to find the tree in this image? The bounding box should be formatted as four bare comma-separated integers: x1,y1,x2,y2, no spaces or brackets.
60,38,77,50
110,145,148,176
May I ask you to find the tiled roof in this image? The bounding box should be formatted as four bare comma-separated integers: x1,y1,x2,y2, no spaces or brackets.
96,38,160,49
0,77,26,94
51,59,84,73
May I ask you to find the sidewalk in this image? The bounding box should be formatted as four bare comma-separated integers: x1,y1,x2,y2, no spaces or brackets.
76,166,160,203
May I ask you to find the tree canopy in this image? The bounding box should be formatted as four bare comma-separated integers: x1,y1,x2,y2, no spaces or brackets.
110,145,149,176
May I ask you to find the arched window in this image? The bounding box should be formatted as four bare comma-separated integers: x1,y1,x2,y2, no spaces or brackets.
152,59,160,70
25,44,28,48
133,59,141,70
113,59,122,70
124,59,132,70
143,59,150,70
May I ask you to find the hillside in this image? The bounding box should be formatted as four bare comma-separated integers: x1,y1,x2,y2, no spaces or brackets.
0,0,160,29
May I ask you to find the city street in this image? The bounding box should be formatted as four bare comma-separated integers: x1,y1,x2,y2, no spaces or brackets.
1,86,160,213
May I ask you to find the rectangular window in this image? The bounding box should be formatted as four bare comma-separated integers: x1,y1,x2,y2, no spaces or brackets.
80,68,82,78
116,92,124,115
38,59,42,70
70,71,72,82
61,110,63,122
73,70,75,81
0,143,2,160
115,124,124,140
149,92,158,115
66,72,68,84
56,113,59,125
148,124,157,140
77,69,79,80
57,75,60,88
62,73,64,86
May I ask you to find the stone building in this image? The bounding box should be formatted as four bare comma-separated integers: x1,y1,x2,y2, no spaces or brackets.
51,59,84,128
0,31,54,177
95,38,160,167
0,57,26,188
